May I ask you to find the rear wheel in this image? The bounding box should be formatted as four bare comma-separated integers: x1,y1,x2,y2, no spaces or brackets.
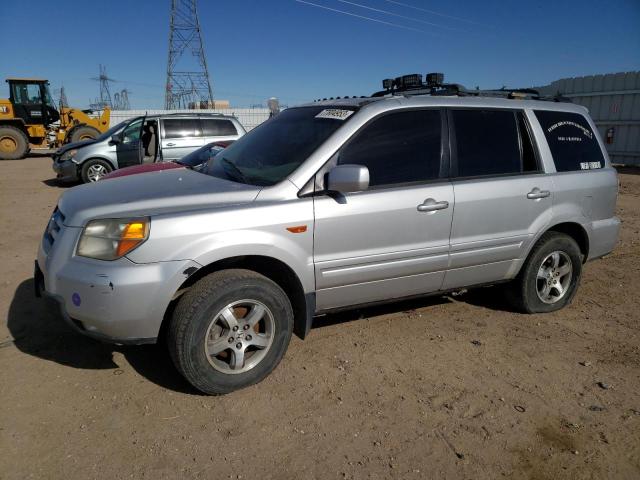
508,232,583,313
168,269,294,395
69,126,100,143
0,126,29,160
80,159,112,183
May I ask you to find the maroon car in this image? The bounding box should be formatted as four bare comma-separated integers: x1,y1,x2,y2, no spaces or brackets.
102,141,232,180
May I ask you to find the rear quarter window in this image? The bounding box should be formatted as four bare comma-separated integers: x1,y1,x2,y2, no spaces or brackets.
534,110,605,172
201,119,238,136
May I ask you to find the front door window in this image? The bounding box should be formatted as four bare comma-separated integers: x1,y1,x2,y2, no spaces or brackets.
122,118,143,143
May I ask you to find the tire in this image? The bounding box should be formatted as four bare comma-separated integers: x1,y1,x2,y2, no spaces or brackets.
168,269,294,395
508,232,583,313
69,126,100,143
80,159,112,183
0,125,29,160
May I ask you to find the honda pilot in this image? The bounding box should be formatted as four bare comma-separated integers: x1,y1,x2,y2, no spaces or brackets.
35,74,620,394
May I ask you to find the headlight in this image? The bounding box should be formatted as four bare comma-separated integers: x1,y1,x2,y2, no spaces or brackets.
60,149,78,162
77,217,150,260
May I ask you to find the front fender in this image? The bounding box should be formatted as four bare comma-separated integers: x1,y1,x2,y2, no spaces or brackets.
126,199,316,293
186,230,315,293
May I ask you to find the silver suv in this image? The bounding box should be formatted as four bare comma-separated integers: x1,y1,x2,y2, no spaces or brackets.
35,76,620,394
52,113,245,183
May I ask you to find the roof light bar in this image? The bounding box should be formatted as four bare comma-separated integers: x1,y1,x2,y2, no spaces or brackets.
381,72,444,91
402,74,422,88
426,73,444,87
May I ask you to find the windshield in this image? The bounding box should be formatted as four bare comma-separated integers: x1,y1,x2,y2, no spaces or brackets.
95,118,139,141
179,142,227,168
43,84,55,107
201,106,356,186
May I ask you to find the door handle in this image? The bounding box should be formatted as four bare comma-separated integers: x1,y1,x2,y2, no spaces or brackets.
527,188,551,200
166,142,176,147
417,198,449,212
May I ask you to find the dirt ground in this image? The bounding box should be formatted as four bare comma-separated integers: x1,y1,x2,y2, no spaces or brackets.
0,155,639,480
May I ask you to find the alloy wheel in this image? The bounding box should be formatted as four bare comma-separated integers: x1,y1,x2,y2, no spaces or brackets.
536,251,573,304
204,299,275,374
86,164,107,182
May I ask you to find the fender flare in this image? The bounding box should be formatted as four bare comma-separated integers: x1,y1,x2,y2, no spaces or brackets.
517,220,591,275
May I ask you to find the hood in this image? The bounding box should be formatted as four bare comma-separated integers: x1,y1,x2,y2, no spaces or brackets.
58,168,261,226
102,162,184,180
56,139,97,155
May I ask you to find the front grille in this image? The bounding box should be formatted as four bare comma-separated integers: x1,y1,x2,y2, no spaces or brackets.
43,207,66,252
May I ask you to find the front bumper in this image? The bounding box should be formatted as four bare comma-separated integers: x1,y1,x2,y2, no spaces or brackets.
35,260,156,345
52,159,79,182
36,223,201,344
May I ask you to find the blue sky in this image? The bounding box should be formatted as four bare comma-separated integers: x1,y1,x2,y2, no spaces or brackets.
1,0,638,109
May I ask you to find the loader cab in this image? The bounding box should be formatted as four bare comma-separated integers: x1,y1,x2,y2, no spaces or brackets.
7,78,60,126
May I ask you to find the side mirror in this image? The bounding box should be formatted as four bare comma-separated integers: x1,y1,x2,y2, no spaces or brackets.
326,164,369,194
110,133,122,144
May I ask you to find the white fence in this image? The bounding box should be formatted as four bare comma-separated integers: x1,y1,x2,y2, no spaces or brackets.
109,108,271,132
538,71,640,166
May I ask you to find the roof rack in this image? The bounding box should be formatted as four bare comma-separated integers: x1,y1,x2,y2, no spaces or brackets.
371,73,571,103
159,112,228,117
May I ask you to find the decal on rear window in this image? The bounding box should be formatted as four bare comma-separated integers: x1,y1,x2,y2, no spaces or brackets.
315,109,354,121
534,110,605,172
547,121,593,139
580,161,602,170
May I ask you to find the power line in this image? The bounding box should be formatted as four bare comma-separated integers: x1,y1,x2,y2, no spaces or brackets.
336,0,460,31
381,0,486,27
294,0,437,35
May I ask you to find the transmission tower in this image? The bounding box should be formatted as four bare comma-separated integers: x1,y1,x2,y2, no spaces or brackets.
91,64,115,109
56,85,69,109
113,89,131,110
165,0,214,109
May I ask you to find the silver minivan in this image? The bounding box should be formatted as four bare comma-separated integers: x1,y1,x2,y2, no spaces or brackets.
52,113,245,183
36,75,620,394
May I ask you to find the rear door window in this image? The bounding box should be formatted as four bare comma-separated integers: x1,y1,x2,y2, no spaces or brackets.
534,110,605,172
201,119,238,136
163,119,202,139
451,109,524,177
338,109,443,188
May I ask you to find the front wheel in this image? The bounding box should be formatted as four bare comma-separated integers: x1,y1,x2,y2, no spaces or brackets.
508,232,583,313
80,159,112,183
168,269,294,395
0,125,29,160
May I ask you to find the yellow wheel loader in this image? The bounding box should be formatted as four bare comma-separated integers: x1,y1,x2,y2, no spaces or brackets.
0,78,110,160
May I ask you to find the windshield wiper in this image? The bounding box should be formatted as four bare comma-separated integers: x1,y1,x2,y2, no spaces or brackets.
220,157,248,183
175,159,192,168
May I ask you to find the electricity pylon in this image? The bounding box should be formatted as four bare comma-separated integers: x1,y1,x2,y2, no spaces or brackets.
90,64,114,109
165,0,214,109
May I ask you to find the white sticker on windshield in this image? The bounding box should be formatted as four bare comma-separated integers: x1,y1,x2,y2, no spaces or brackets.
315,109,354,120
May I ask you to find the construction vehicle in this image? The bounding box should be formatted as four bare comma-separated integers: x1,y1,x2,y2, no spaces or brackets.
0,78,111,160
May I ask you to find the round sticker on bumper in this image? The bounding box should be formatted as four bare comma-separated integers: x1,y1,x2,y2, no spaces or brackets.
72,293,81,306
